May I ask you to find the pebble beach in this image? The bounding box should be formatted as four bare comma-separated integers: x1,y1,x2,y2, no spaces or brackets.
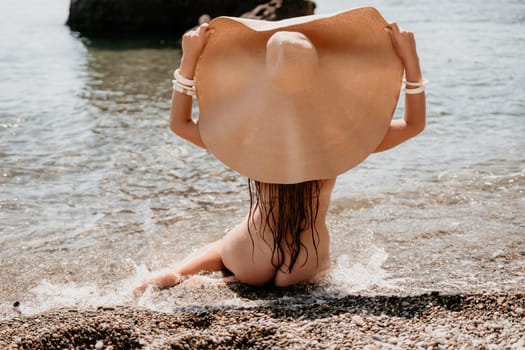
2,290,524,349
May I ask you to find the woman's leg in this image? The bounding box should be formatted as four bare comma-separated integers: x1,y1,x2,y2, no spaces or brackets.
176,240,225,275
134,240,225,295
220,221,276,286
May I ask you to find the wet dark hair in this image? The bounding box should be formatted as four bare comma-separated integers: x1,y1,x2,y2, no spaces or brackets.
247,179,322,273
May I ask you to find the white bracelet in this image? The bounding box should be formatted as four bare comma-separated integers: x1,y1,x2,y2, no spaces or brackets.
404,85,426,94
173,69,195,87
172,80,196,96
404,79,428,87
172,79,195,91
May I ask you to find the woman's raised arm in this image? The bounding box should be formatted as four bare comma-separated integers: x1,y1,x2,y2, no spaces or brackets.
169,24,211,149
374,23,426,153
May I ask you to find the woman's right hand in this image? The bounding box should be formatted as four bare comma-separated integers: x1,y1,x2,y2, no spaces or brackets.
179,23,212,78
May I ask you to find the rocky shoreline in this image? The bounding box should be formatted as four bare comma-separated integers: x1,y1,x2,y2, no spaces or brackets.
66,0,316,37
1,291,524,349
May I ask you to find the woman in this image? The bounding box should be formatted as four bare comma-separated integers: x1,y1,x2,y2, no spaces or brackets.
135,8,425,294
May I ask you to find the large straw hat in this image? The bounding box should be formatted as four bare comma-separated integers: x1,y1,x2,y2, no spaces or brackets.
196,7,403,184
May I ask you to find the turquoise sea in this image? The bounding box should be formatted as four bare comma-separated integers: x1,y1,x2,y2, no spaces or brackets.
0,0,523,318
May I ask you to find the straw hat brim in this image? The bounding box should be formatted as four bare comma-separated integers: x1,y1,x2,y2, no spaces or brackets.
196,7,403,184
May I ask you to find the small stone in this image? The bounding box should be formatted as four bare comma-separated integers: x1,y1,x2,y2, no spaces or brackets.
511,339,525,349
352,315,365,327
435,337,447,346
372,334,386,343
95,340,104,350
514,307,523,315
13,301,20,308
491,250,505,259
491,323,504,330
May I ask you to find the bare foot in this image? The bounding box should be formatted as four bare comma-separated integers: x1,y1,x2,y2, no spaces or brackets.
133,281,154,297
133,272,181,296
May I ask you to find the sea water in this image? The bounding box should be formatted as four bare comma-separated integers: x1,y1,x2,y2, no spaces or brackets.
0,0,524,319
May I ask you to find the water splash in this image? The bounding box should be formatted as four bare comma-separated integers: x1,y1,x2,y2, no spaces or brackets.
1,279,134,320
324,244,402,296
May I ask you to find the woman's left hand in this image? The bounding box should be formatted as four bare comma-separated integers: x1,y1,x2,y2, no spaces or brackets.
385,22,421,81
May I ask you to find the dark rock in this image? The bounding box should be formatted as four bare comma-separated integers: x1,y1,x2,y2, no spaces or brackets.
242,0,316,21
66,0,316,38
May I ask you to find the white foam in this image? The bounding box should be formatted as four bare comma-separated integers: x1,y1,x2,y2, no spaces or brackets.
0,241,406,320
14,279,133,317
323,244,404,295
1,262,152,319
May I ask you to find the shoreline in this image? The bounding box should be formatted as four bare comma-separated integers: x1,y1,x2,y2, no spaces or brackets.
1,291,524,349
